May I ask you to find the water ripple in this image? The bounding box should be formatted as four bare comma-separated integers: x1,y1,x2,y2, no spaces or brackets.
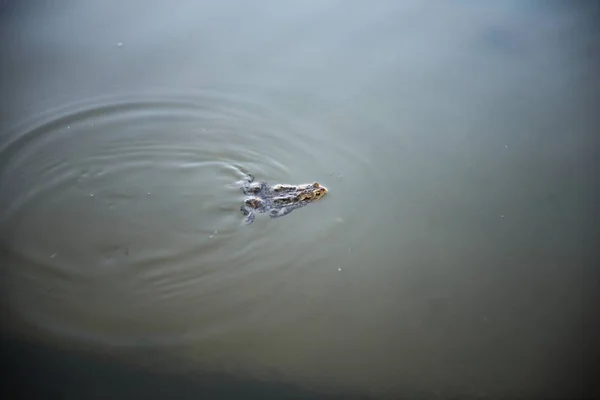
0,88,373,347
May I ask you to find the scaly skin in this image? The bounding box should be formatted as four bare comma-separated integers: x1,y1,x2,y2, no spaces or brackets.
239,174,328,224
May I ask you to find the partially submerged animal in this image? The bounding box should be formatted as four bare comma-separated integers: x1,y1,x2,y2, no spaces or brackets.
239,174,328,224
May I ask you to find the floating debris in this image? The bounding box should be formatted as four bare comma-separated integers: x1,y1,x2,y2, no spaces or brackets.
328,172,343,180
50,253,58,259
209,230,218,238
117,42,123,47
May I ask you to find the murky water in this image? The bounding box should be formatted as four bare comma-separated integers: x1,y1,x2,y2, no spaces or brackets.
1,1,598,398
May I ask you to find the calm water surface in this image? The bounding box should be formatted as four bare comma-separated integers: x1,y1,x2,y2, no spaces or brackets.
1,1,598,398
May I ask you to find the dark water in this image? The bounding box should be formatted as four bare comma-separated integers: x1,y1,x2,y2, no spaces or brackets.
1,1,598,398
